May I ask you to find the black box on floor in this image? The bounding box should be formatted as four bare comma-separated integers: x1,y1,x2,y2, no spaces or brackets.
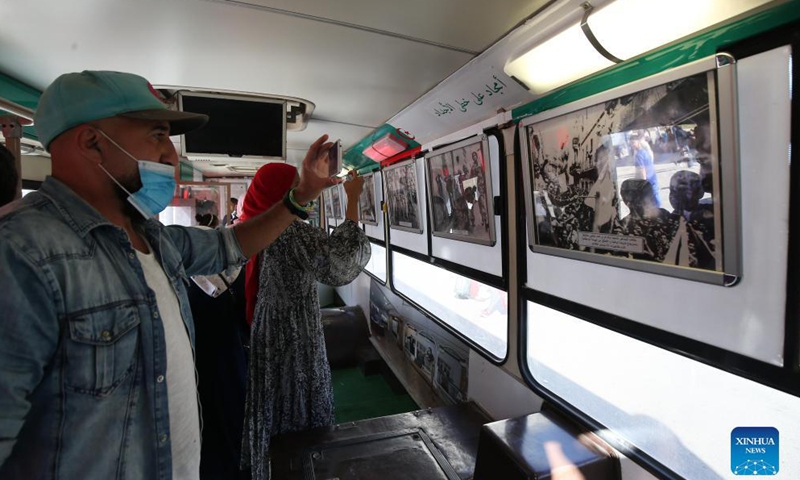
473,410,619,480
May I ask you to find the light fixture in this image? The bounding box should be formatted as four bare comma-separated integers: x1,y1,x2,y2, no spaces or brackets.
362,132,407,161
505,0,772,96
504,17,615,95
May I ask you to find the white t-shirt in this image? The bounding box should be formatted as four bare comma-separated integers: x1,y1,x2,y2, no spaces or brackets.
136,249,201,480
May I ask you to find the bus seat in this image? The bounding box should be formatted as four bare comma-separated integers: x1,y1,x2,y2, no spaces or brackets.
473,408,620,480
321,305,370,368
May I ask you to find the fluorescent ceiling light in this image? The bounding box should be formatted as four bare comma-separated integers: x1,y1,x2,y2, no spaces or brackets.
505,0,771,96
589,0,771,60
505,23,614,95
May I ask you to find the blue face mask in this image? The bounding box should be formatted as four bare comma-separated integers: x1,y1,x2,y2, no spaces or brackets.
96,130,176,219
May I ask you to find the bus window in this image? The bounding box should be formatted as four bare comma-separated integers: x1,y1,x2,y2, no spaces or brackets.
392,251,507,359
364,242,386,283
525,301,800,479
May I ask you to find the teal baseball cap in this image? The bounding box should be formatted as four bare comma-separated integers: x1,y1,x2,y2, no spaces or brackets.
34,70,208,150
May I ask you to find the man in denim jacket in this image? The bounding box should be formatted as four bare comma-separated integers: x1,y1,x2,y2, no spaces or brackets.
0,71,336,480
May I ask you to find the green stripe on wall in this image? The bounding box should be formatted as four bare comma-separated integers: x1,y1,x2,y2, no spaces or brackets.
512,0,800,121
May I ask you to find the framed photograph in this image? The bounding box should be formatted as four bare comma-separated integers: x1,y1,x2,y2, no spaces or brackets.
384,159,423,233
388,312,404,349
414,331,436,380
520,54,741,285
359,173,379,226
330,185,344,219
435,346,468,403
425,135,495,245
403,323,418,361
323,188,334,220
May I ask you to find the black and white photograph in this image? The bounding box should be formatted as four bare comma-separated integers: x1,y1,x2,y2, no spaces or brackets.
389,313,404,349
329,185,343,219
525,71,725,274
384,159,423,233
369,279,392,336
403,323,418,361
426,137,495,245
323,187,334,219
359,173,379,225
413,332,436,380
435,346,468,404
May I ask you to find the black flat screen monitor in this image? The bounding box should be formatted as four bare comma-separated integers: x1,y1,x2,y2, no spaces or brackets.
179,93,286,159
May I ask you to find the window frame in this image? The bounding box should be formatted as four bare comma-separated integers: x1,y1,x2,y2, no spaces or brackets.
381,129,512,365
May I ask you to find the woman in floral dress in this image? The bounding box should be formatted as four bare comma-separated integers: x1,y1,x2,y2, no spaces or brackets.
239,163,370,480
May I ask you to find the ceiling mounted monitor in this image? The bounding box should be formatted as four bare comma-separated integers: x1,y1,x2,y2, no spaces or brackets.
178,92,286,160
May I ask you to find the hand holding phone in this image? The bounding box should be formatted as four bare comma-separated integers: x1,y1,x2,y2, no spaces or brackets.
327,139,342,178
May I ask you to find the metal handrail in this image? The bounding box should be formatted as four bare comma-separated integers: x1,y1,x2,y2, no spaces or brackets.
0,97,35,123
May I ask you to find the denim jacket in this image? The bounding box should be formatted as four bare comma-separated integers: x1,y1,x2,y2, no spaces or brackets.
0,177,247,480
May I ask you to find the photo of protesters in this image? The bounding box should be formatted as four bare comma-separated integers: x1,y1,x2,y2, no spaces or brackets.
358,173,379,225
425,139,495,245
330,184,343,219
385,160,422,233
526,72,721,272
323,187,335,219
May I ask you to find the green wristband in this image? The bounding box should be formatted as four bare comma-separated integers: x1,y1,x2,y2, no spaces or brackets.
288,188,315,213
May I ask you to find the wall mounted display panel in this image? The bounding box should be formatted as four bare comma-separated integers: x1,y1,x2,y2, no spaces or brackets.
429,135,503,277
520,54,741,285
362,172,385,241
359,172,380,226
385,159,423,233
523,47,792,365
404,323,419,362
385,158,428,254
323,187,335,221
425,135,495,246
435,346,468,404
414,331,436,381
330,183,344,220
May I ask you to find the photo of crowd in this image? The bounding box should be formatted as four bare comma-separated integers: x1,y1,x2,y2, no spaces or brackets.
435,346,468,404
526,72,721,272
385,160,422,233
359,173,379,225
330,184,343,219
323,187,334,219
426,139,494,245
404,323,419,361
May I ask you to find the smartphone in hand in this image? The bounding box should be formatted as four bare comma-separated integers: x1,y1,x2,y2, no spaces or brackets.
327,139,342,178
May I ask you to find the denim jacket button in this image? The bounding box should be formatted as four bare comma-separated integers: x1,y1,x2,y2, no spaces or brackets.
159,434,168,443
128,252,135,259
154,312,160,319
157,375,164,383
101,330,112,341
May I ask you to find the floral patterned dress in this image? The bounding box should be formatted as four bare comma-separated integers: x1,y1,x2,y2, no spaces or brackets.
242,219,370,480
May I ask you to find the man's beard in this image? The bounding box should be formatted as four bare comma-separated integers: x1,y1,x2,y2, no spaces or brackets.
114,172,146,220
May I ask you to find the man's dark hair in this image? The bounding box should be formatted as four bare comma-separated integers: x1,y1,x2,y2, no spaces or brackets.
0,144,19,207
230,197,238,205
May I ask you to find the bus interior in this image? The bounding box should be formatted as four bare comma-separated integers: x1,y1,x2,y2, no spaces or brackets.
2,0,800,478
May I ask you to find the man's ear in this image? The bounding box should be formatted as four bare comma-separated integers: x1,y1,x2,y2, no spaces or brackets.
74,125,105,164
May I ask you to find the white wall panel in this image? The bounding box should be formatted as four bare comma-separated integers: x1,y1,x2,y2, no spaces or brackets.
525,47,792,365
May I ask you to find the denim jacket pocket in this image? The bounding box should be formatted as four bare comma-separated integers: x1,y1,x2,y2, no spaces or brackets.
65,302,141,397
